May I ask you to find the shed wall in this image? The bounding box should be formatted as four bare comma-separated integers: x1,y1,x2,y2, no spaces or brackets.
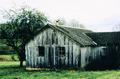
81,46,120,70
25,28,81,68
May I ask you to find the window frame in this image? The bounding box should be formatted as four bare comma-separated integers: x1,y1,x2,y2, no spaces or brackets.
58,46,65,56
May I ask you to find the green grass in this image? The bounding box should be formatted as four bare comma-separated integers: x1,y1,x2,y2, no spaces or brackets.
0,61,120,79
0,54,18,61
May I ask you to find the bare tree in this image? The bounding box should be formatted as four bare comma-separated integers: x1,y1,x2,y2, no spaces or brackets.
53,18,66,26
112,24,120,31
68,19,85,28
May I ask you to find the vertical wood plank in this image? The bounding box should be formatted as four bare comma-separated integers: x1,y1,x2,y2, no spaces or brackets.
26,28,82,68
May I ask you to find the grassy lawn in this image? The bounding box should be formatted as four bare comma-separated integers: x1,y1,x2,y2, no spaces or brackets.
0,54,18,61
0,61,120,79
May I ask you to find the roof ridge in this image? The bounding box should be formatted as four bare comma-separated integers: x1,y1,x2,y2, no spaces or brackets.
49,24,96,46
49,23,91,31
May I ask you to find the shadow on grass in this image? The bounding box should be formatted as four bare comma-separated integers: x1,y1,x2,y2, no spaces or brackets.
0,65,25,76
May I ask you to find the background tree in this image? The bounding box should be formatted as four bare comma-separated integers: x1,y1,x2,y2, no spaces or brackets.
112,24,120,31
53,18,66,25
68,19,85,28
0,8,48,67
53,18,85,29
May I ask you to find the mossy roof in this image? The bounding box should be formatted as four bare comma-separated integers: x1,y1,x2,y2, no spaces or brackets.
86,32,120,46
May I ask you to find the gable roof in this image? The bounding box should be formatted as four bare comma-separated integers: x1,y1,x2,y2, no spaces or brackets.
30,24,96,46
62,26,93,33
86,32,120,46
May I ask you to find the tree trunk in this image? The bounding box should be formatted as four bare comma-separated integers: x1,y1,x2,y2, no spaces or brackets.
10,44,25,67
20,60,24,67
19,45,25,67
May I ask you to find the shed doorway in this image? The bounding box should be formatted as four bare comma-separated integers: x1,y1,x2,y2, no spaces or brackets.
48,46,66,68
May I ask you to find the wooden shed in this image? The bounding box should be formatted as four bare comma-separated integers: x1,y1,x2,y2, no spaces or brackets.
25,24,96,69
81,32,120,70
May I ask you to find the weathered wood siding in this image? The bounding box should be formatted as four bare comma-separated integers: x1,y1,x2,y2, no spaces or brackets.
81,47,104,68
81,46,120,70
25,27,81,68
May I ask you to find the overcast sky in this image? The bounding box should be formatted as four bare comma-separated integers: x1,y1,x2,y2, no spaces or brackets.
0,0,120,32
